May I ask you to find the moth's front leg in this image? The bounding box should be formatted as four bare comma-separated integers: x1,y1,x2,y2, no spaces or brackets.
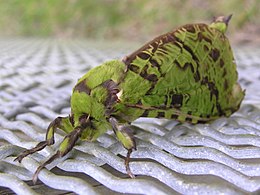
109,117,136,178
32,126,83,184
14,117,64,163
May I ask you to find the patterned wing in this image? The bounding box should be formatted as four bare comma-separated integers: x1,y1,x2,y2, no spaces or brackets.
120,23,242,123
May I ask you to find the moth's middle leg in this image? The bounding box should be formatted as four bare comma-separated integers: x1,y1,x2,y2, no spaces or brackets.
109,117,136,178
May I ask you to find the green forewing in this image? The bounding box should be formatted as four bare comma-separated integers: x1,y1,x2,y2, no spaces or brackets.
120,23,244,123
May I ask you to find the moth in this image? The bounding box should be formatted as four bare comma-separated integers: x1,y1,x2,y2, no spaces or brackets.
15,14,245,183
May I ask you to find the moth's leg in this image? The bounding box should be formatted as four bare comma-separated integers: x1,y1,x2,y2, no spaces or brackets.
32,126,83,184
14,116,70,163
109,117,136,178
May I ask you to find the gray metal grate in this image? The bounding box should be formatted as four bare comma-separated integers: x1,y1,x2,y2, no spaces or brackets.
0,39,259,195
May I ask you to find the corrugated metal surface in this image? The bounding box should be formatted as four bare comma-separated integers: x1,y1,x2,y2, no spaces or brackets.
0,39,259,195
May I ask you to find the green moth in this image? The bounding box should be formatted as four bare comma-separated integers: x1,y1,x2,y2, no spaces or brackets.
15,14,245,183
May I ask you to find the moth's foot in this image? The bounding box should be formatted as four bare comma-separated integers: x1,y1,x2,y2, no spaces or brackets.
32,165,44,184
14,153,27,163
125,149,136,179
127,168,136,179
32,151,61,184
14,141,49,163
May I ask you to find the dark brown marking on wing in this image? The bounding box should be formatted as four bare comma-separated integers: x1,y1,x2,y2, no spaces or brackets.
174,60,193,71
171,114,179,120
185,117,193,123
141,110,149,117
74,79,91,95
165,34,176,42
224,79,228,90
174,34,200,67
128,64,140,73
185,25,196,33
173,34,202,82
140,65,158,82
149,58,163,78
210,48,220,62
186,62,194,73
171,94,183,108
197,32,213,44
220,58,224,68
138,52,150,60
216,103,223,116
173,32,205,83
194,70,201,82
147,74,158,82
182,44,199,62
204,45,209,52
198,25,206,32
222,68,227,77
201,76,223,115
150,58,160,69
201,77,219,100
173,41,183,51
157,112,165,118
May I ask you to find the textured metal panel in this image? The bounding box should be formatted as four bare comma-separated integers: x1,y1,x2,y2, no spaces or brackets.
0,39,259,195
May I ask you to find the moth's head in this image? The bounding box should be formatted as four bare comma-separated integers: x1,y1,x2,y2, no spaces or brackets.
209,14,232,33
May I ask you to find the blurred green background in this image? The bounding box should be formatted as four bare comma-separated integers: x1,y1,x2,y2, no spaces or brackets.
0,0,259,43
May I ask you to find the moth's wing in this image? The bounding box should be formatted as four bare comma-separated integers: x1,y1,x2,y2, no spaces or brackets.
122,24,238,123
